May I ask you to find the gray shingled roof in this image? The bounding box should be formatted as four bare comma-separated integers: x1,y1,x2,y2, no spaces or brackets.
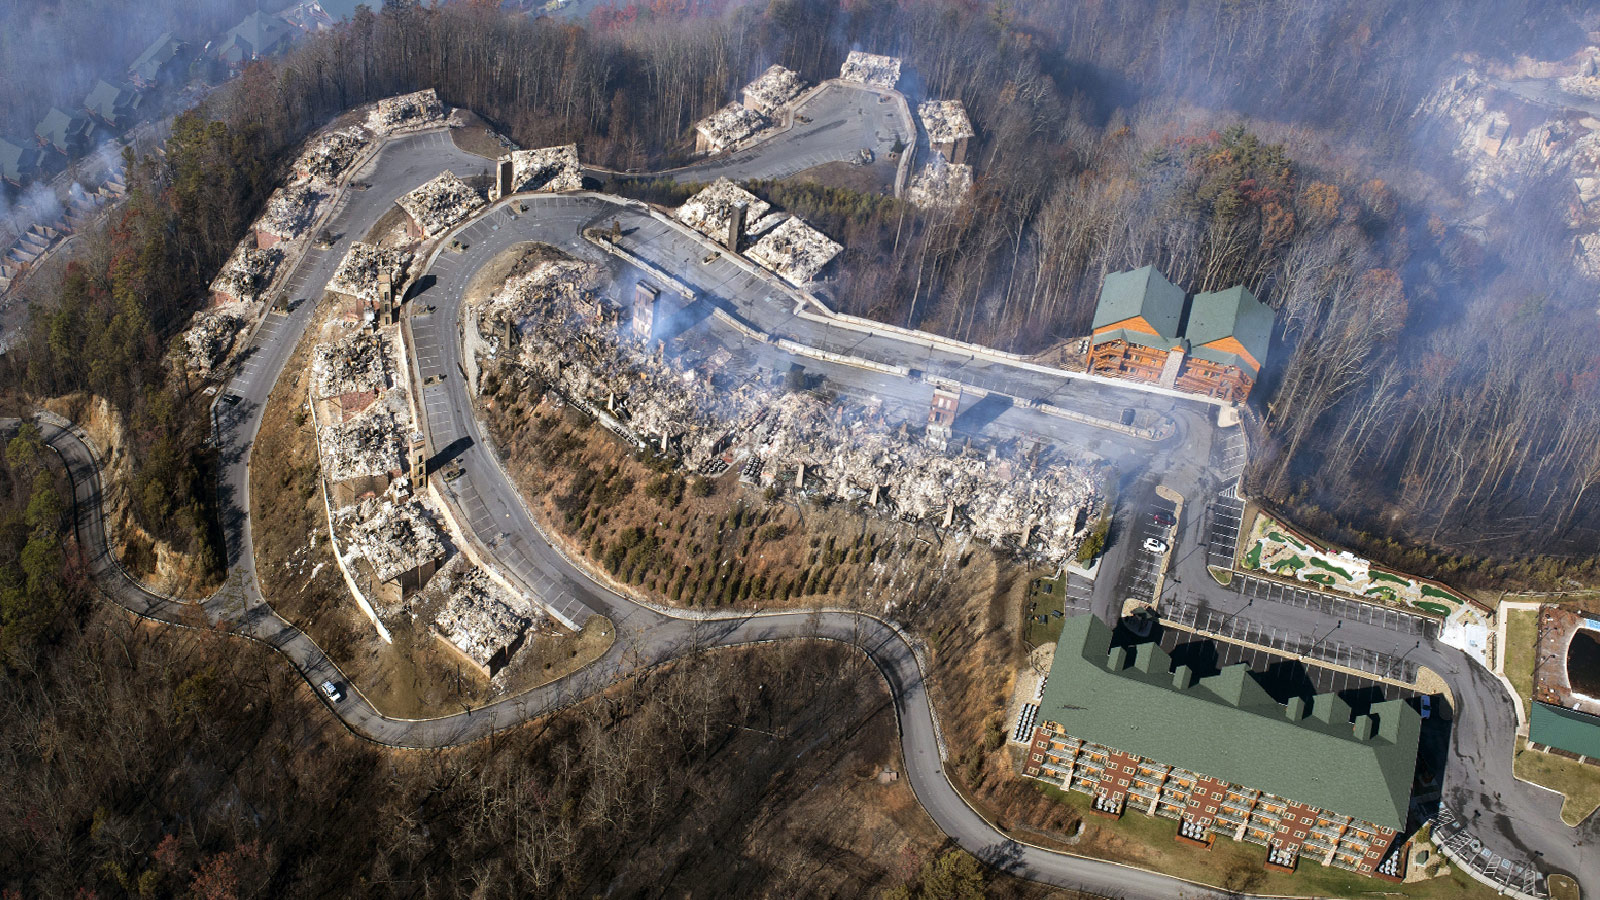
36,108,92,153
1091,266,1185,338
84,79,141,126
130,31,183,83
217,11,294,65
1038,615,1419,830
1185,285,1275,377
1,139,42,183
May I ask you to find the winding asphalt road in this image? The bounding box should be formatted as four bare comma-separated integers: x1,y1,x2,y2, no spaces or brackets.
33,92,1596,899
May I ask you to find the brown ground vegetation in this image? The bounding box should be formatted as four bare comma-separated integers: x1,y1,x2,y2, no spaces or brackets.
483,371,1007,615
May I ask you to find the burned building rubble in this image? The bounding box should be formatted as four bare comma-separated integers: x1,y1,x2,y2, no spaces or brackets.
481,255,1101,565
367,88,444,135
318,402,405,482
839,51,902,89
694,103,772,154
907,154,974,209
294,127,370,186
433,564,536,676
254,184,321,246
340,492,445,585
508,145,582,193
329,242,411,304
396,170,485,239
209,244,283,304
675,178,772,246
484,257,603,329
918,100,974,148
312,330,391,400
745,216,842,285
181,306,249,373
742,64,806,114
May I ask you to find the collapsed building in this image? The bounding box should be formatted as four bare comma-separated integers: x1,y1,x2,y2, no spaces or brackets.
254,184,321,248
1416,68,1600,278
918,100,975,164
741,64,806,114
209,244,283,305
839,51,901,89
336,488,446,608
367,88,444,135
694,103,771,155
482,252,1101,565
312,329,391,403
329,241,411,305
745,216,842,286
396,170,485,239
433,563,535,677
504,144,582,193
675,178,772,249
294,127,370,186
319,401,406,484
907,154,974,210
181,306,249,373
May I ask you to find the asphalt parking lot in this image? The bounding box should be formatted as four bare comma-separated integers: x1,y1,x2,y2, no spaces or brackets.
1163,595,1425,683
1119,494,1178,606
1150,622,1421,704
1206,481,1245,568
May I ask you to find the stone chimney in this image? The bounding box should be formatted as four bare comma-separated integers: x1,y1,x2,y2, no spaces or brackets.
727,201,747,251
495,156,514,200
409,433,427,487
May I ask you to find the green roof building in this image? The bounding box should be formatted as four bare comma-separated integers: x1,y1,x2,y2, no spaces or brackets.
1183,284,1274,379
215,12,295,70
35,107,94,156
1023,615,1418,876
1,138,44,186
1529,701,1600,758
84,79,143,131
1086,267,1276,401
129,31,187,88
1087,266,1188,386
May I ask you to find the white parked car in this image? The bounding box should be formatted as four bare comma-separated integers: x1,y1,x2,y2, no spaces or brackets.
1142,538,1169,554
320,680,344,702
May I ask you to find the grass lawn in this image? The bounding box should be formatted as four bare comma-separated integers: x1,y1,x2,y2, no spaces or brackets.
1503,607,1537,711
1309,558,1354,580
1244,542,1263,569
1371,570,1412,586
1029,783,1504,898
1267,529,1308,550
1271,554,1306,574
1420,584,1463,604
1207,565,1233,586
1024,576,1067,647
1304,573,1336,586
1415,601,1454,617
1548,873,1580,900
1513,738,1600,826
1365,585,1399,600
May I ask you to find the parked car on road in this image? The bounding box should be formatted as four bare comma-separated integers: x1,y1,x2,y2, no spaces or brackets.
1142,538,1169,553
320,680,344,702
